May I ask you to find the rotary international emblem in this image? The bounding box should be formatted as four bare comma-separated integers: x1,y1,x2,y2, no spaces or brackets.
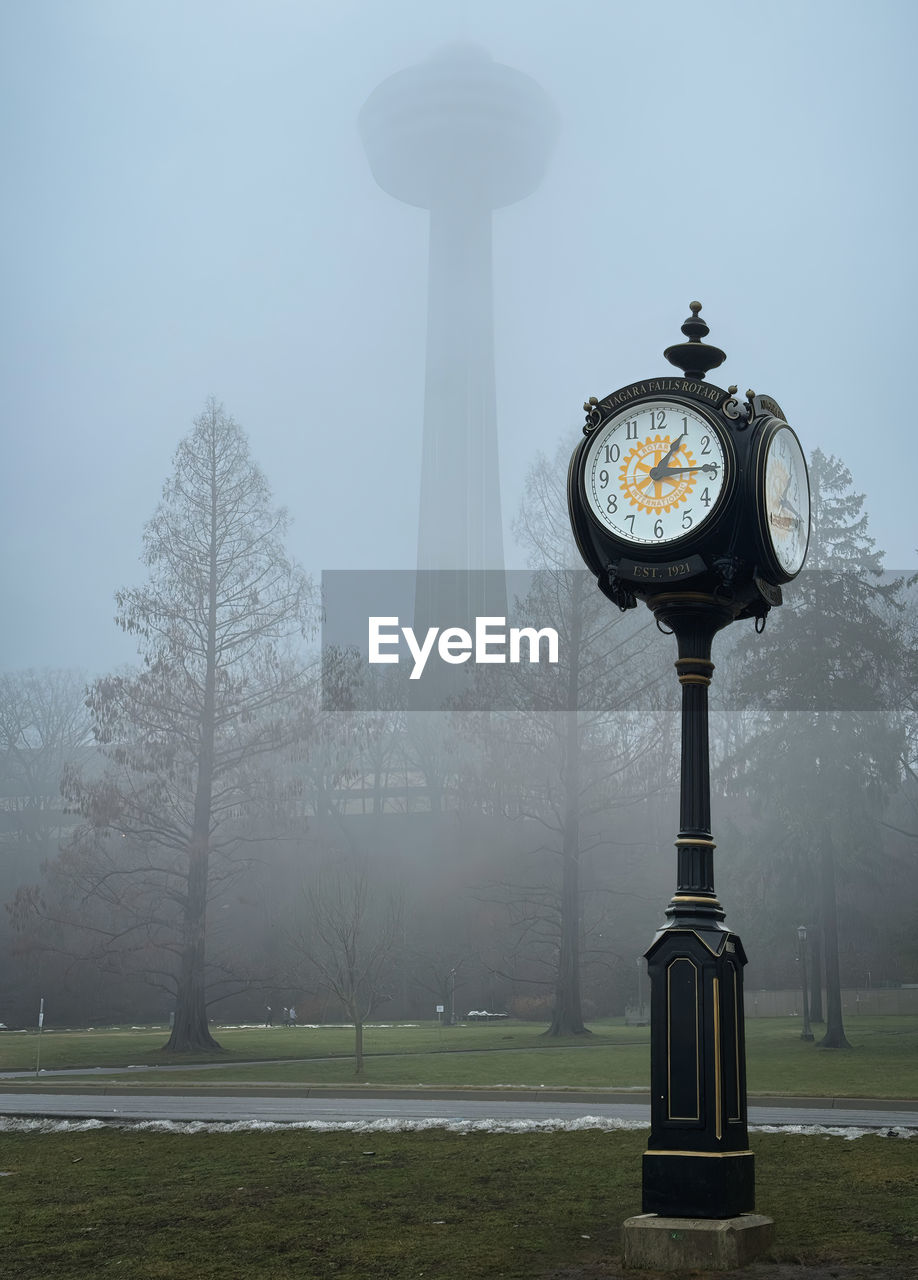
621,433,699,514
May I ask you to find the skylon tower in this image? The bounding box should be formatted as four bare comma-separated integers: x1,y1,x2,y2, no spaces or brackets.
360,45,557,634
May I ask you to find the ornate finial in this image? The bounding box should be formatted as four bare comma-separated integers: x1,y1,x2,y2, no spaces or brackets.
663,301,727,380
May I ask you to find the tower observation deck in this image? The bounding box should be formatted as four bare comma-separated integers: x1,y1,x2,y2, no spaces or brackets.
360,45,558,595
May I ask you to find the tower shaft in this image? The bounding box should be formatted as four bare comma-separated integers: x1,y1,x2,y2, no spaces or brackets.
418,196,502,573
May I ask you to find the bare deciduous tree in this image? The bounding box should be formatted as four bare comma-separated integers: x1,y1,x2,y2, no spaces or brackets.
17,399,315,1051
463,445,671,1036
292,851,403,1074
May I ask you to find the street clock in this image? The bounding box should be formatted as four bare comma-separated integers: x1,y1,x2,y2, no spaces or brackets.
567,303,810,1231
568,303,810,621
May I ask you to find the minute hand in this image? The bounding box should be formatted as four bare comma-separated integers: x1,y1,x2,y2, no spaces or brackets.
653,464,719,477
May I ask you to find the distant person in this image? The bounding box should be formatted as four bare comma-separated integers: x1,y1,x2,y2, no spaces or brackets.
288,1006,297,1027
265,1005,272,1027
282,1006,289,1027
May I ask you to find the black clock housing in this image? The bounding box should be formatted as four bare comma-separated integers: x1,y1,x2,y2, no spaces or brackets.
568,377,767,609
567,308,808,626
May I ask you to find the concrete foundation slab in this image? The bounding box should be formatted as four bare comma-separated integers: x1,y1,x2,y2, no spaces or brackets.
622,1212,775,1271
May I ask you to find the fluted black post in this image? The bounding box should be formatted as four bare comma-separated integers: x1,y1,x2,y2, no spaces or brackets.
641,593,754,1220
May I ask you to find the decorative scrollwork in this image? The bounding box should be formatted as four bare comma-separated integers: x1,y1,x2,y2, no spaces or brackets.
582,396,603,434
600,569,637,612
721,386,751,429
710,554,746,604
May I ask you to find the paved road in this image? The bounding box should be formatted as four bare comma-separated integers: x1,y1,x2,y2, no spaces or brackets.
1,1091,915,1130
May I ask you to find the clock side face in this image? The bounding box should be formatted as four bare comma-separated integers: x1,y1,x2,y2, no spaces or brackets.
582,400,727,546
763,426,810,575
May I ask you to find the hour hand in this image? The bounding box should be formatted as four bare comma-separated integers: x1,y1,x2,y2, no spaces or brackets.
655,430,686,471
650,430,687,478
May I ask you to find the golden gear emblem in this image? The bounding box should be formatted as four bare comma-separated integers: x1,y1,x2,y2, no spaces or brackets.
620,434,698,514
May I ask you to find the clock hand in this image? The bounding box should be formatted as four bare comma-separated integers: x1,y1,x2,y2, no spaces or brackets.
653,464,719,478
648,429,687,481
773,494,804,524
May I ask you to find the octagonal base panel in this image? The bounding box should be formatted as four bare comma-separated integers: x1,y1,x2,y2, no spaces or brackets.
642,1150,755,1219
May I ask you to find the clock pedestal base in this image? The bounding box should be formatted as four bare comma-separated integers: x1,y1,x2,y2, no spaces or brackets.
622,1212,775,1272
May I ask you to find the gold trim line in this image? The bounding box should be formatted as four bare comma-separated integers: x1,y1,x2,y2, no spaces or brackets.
713,975,722,1141
731,967,742,1123
653,592,722,606
643,1149,754,1159
666,957,700,1123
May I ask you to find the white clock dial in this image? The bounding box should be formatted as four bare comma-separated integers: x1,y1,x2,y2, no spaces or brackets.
763,426,809,576
583,400,727,546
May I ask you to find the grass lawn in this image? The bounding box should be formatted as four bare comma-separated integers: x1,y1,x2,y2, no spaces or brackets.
3,1017,916,1098
0,1021,640,1071
0,1127,915,1279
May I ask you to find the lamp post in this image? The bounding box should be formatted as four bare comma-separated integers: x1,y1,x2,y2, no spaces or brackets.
797,925,814,1041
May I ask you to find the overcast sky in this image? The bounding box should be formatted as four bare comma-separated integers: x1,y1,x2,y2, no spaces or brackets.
2,0,915,675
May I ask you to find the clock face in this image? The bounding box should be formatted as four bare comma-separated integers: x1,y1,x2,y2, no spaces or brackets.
582,399,727,546
763,425,809,576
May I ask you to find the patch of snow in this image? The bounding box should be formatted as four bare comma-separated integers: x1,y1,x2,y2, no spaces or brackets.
749,1123,914,1140
0,1115,911,1138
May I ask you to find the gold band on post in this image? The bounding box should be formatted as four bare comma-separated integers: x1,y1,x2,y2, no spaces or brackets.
644,1149,754,1159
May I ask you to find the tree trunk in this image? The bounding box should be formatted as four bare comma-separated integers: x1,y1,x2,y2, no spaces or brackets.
818,826,851,1049
809,923,825,1024
545,800,588,1036
354,1016,364,1075
164,446,222,1055
545,576,589,1038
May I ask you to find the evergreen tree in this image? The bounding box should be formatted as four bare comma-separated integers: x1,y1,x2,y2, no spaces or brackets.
726,449,904,1047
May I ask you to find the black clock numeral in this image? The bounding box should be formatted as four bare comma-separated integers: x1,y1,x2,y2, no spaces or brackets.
603,443,620,463
654,519,664,539
700,487,711,507
682,509,693,530
701,435,711,454
598,469,609,488
607,493,618,514
651,408,667,429
625,514,635,533
625,419,639,440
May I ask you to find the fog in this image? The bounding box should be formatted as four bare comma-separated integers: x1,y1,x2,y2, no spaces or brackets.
1,3,917,1040
2,0,916,673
